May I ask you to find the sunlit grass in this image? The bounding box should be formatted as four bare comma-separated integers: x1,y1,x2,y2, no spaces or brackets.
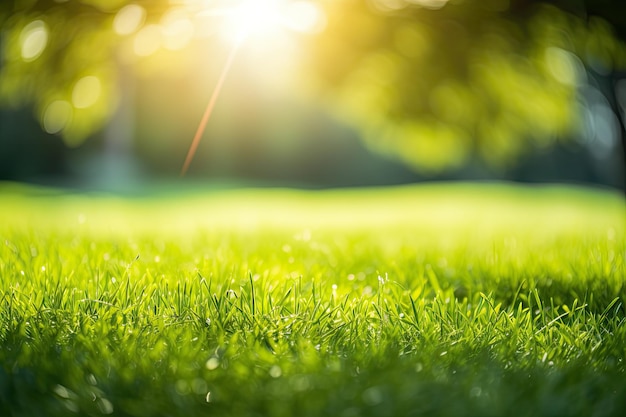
0,182,624,416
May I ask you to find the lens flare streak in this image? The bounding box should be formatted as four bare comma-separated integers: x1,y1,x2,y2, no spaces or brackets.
180,0,325,175
180,39,241,176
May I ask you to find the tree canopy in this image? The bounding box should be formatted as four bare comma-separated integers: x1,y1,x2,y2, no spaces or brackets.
306,0,626,171
1,0,625,173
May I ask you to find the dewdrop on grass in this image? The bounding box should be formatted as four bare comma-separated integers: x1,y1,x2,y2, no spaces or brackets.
206,358,219,370
269,365,282,378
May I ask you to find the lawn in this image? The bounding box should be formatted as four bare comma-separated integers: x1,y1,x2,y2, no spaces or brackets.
0,182,624,417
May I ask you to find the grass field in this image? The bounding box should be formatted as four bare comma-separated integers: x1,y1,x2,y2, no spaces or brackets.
0,182,624,417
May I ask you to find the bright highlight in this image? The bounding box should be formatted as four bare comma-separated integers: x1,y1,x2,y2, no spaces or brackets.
43,100,72,134
220,0,284,43
161,10,195,51
134,24,162,57
198,0,326,44
72,76,102,109
20,20,48,62
113,4,146,36
180,0,327,175
284,1,326,34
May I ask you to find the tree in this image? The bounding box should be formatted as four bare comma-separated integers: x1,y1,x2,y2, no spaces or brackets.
1,0,625,186
0,0,171,146
305,0,626,184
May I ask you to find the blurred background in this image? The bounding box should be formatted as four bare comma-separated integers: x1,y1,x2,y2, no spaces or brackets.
0,0,625,191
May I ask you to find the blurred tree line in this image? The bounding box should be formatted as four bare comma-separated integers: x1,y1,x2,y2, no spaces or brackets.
306,0,626,183
0,0,625,188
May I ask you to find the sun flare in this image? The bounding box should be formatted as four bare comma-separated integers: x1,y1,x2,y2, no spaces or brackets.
223,0,284,43
179,0,327,175
196,0,326,45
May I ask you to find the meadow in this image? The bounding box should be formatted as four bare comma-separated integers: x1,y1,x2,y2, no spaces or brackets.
0,182,624,417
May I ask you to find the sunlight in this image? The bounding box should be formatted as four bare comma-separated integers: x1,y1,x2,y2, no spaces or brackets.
226,0,283,42
196,0,325,45
179,0,327,175
284,1,326,34
161,10,195,51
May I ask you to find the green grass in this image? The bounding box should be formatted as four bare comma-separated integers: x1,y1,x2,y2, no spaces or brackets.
0,182,624,417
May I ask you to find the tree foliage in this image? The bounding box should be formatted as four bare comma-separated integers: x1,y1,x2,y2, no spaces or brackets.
306,0,626,172
0,0,169,145
1,0,625,172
